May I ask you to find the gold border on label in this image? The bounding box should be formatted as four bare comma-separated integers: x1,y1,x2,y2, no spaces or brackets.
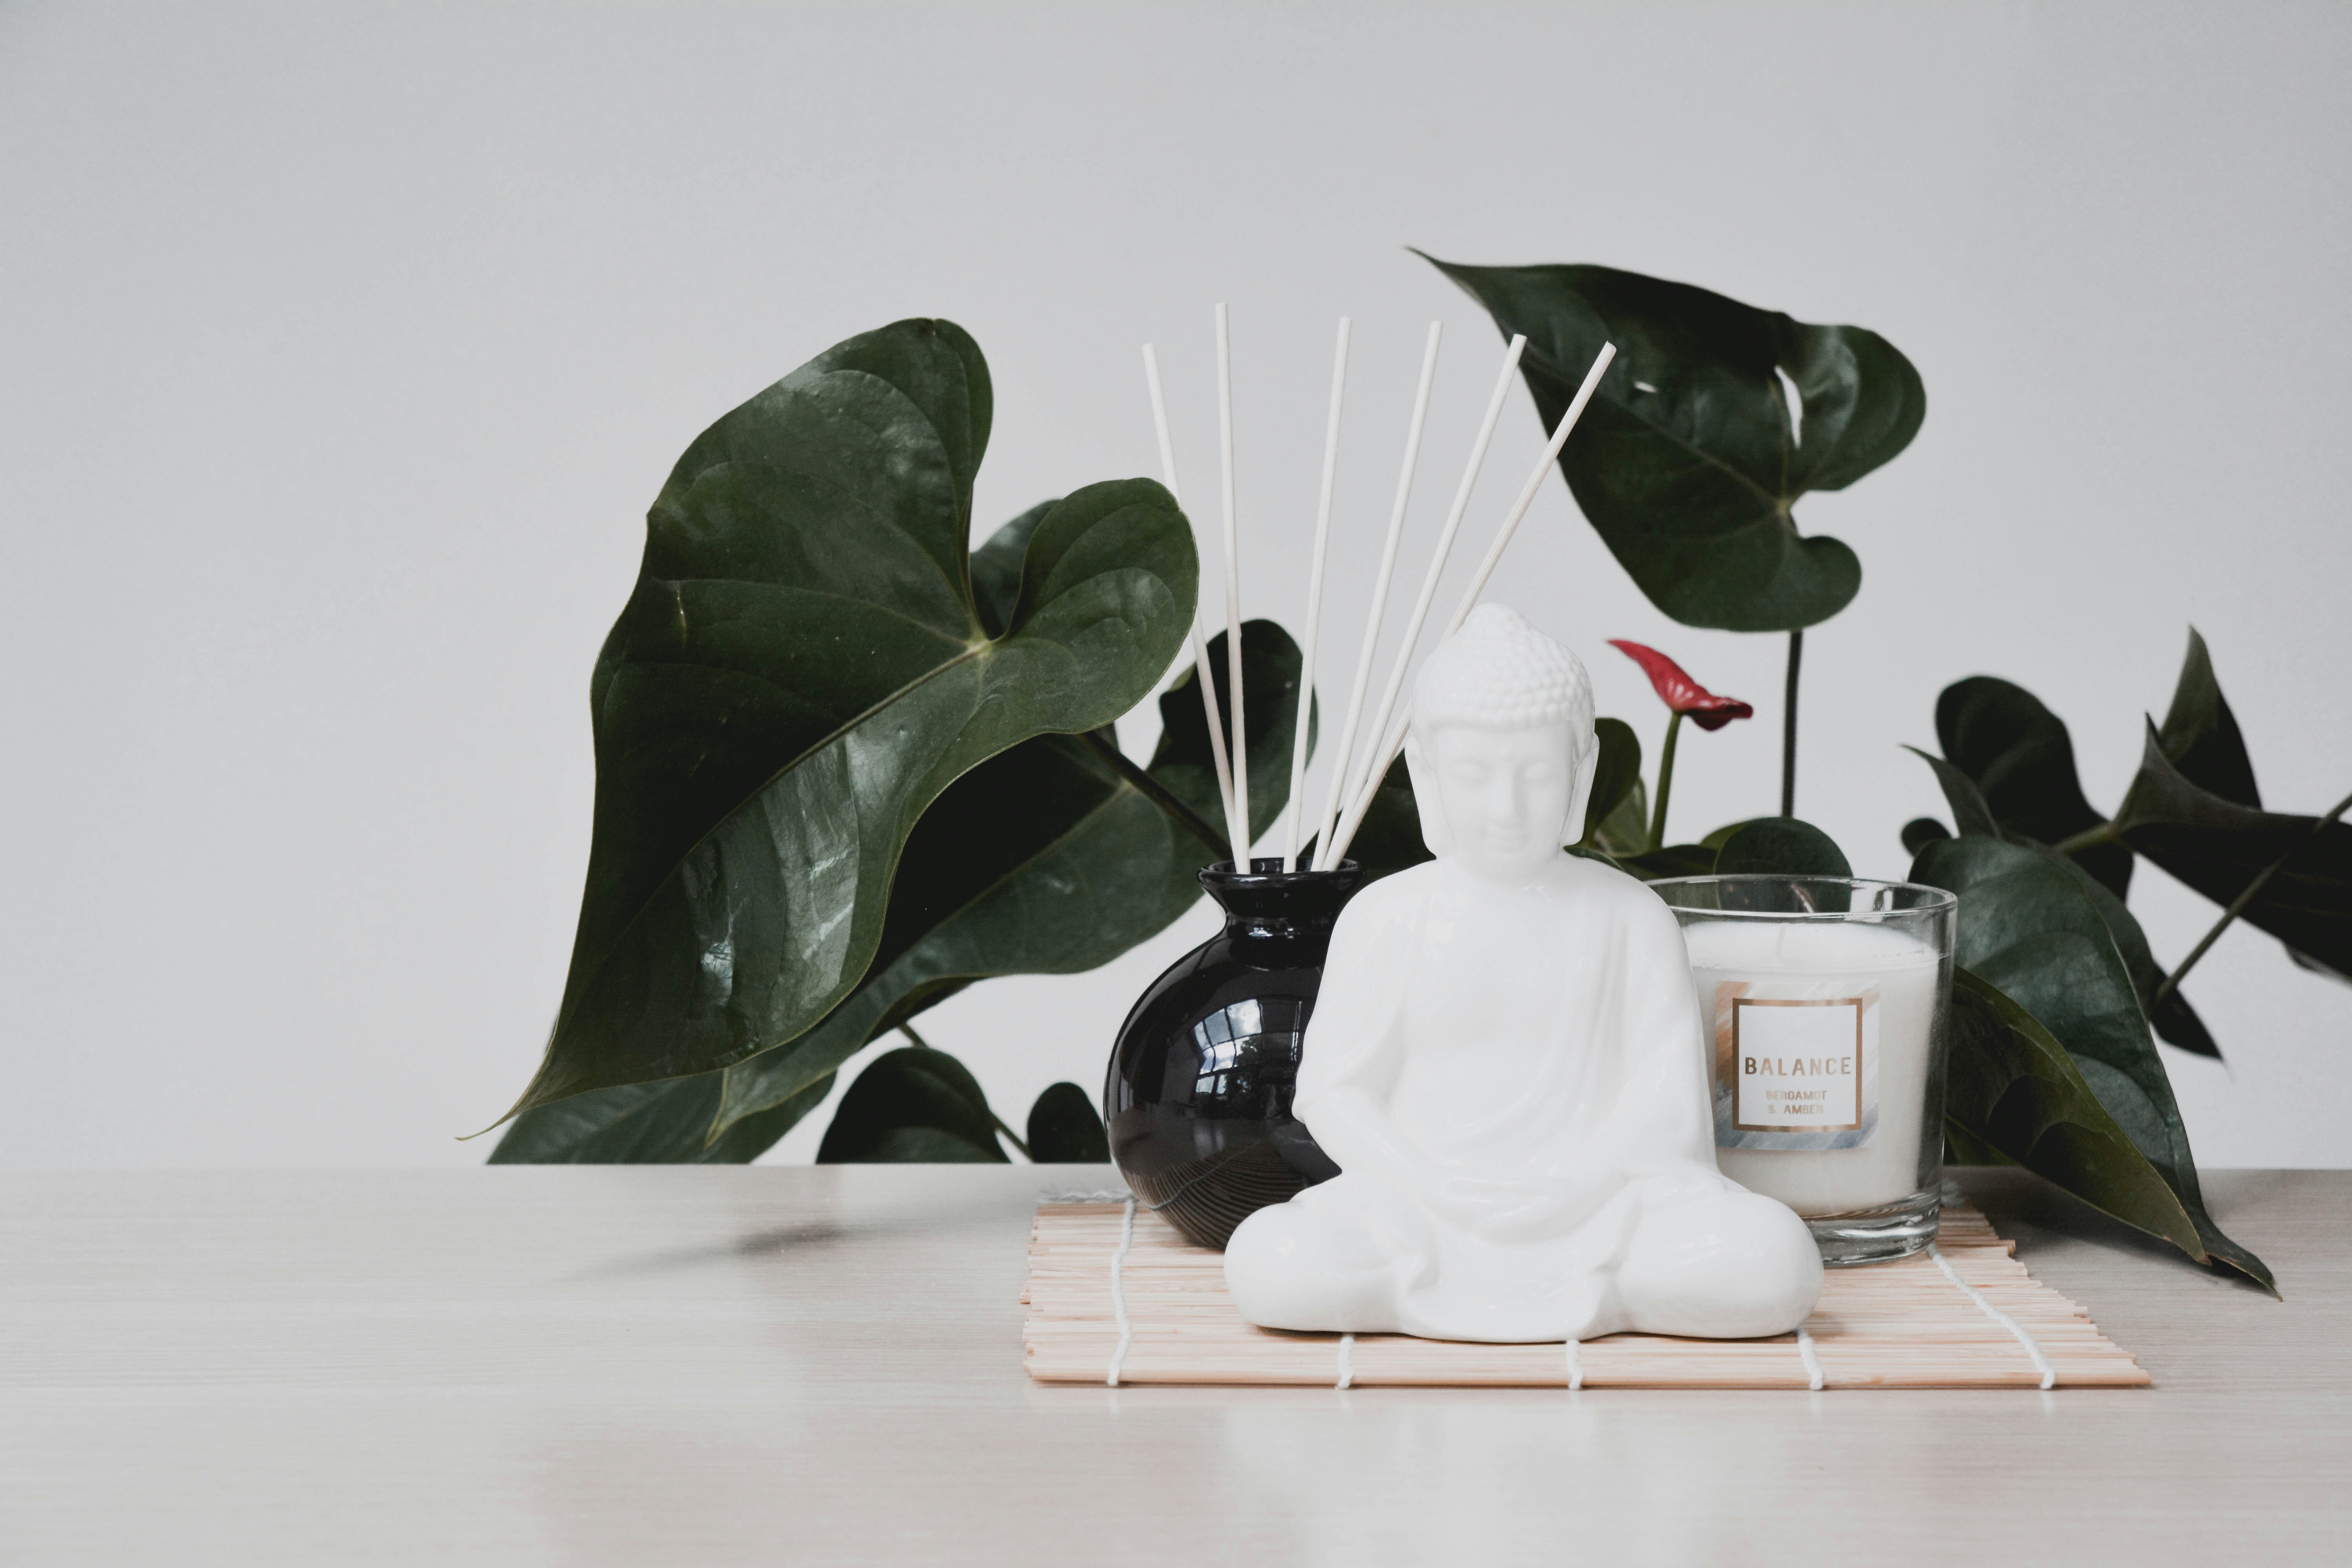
1730,996,1865,1133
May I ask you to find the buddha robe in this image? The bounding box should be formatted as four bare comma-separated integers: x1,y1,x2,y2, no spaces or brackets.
1224,855,1819,1343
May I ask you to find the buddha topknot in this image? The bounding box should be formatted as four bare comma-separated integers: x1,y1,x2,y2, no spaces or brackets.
1413,604,1594,735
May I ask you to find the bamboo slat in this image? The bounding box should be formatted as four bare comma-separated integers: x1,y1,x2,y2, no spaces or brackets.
1023,1198,2149,1389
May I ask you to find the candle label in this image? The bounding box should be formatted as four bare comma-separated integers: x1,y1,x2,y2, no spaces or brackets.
1710,987,1877,1150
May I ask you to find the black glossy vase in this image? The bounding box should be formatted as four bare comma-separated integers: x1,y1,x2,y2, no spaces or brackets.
1104,857,1363,1249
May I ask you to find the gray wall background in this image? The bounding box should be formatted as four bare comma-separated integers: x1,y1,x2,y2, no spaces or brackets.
3,2,2345,1169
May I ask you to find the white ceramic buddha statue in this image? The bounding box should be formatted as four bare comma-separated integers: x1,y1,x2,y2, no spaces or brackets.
1224,606,1822,1342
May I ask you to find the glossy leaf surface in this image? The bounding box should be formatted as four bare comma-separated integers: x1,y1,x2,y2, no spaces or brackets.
1911,836,2269,1289
1944,968,2208,1262
504,320,1196,1122
494,610,1309,1163
1905,744,2215,1054
816,1047,1006,1163
1424,255,1924,631
711,617,1309,1138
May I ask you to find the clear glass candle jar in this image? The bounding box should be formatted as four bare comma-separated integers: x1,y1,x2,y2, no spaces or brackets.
1650,876,1957,1265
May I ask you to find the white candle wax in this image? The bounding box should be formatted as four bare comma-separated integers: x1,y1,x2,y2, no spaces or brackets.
1682,918,1944,1216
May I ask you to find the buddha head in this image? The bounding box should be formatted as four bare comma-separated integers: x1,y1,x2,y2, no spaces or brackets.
1405,605,1597,881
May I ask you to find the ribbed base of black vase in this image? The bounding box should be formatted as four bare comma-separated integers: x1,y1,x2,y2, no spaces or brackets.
1120,1136,1313,1250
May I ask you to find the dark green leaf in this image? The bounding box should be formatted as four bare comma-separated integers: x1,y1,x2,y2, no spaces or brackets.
817,1046,1007,1163
1422,254,1923,632
489,1070,833,1165
1935,678,2129,896
2117,722,2352,980
709,617,1311,1142
1591,773,1650,860
1699,819,1764,851
503,319,1196,1123
1027,1082,1109,1163
1904,744,2212,1054
2157,628,2260,808
1714,818,1851,878
1902,817,1953,856
1579,718,1641,845
1904,742,2002,841
1944,968,2204,1258
1910,836,2270,1289
2044,847,2221,1059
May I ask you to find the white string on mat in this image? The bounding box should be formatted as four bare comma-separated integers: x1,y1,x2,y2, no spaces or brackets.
1311,323,1440,872
1564,1337,1583,1392
1283,317,1350,872
1141,343,1244,867
1105,1194,1138,1387
1931,1244,2056,1390
1795,1325,1825,1391
1335,1333,1356,1390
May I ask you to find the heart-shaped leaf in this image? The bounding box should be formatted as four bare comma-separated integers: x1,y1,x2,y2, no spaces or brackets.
2117,723,2352,981
1027,1082,1109,1163
1910,835,2269,1289
1936,677,2130,896
1944,967,2208,1262
491,607,1311,1163
1423,254,1924,632
498,320,1196,1124
816,1046,1007,1163
706,616,1309,1140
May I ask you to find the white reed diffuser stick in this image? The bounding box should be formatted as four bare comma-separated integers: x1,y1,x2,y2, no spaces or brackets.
1324,341,1618,868
1142,343,1247,869
1283,317,1351,873
1309,322,1441,871
1321,332,1526,854
1214,303,1250,868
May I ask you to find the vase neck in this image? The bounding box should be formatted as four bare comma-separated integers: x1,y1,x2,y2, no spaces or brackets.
1199,858,1363,943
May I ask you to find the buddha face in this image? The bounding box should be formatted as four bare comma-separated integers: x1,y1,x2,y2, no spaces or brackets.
1419,719,1582,882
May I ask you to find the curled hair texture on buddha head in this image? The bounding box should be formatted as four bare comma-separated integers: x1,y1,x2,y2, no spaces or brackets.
1414,604,1595,736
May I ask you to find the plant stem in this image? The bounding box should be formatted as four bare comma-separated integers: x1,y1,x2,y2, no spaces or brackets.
2049,822,2124,857
1077,728,1229,860
902,1023,1033,1161
1780,630,1802,818
1647,710,1684,852
2152,788,2352,1009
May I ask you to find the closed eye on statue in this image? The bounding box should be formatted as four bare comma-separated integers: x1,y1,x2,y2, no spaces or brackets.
1449,762,1494,786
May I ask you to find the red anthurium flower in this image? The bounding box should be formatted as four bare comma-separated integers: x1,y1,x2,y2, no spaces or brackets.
1607,641,1754,731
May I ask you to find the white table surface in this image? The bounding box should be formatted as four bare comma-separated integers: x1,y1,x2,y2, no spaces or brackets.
4,1165,2345,1566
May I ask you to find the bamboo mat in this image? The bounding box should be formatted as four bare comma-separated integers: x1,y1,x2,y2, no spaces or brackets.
1023,1196,2149,1389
